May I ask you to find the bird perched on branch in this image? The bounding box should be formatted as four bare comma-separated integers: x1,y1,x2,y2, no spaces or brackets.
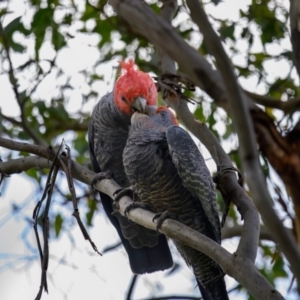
122,106,228,299
88,60,173,274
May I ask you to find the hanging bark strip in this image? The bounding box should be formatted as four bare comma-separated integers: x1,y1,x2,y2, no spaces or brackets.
33,144,62,300
32,141,101,300
57,143,102,256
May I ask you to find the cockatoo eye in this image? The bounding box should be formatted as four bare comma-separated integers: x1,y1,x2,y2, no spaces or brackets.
121,96,127,102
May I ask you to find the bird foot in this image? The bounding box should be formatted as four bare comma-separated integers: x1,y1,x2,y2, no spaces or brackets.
124,202,149,217
113,186,134,202
91,170,113,188
213,166,243,227
113,186,136,213
152,211,177,232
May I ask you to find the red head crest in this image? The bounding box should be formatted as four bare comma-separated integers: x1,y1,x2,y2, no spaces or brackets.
114,59,157,115
156,106,179,126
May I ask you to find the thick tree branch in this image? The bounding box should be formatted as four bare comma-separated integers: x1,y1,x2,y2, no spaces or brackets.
0,152,280,244
0,21,46,147
0,137,51,158
159,0,177,74
245,90,300,114
0,139,283,299
290,0,300,79
221,225,289,242
251,109,300,243
157,0,259,264
0,156,52,174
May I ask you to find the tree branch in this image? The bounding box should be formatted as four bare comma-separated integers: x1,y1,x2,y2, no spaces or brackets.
221,225,290,242
245,90,300,114
0,113,22,126
159,0,177,74
0,137,51,158
0,137,284,299
251,109,300,243
0,155,52,174
51,121,89,132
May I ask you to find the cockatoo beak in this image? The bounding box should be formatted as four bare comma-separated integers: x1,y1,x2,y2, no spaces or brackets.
132,96,147,114
145,105,157,116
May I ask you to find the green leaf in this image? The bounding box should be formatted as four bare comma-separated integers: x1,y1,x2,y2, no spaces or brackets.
54,213,63,237
94,19,114,48
2,17,28,53
219,23,235,41
25,168,39,181
17,130,30,140
280,51,293,61
52,27,66,51
86,199,97,226
62,14,73,25
10,42,25,53
31,7,54,58
259,268,275,286
29,0,41,5
36,101,48,115
74,133,88,155
211,0,222,4
245,1,286,46
81,3,98,21
4,17,22,34
194,106,205,122
235,65,252,78
272,256,288,278
0,8,12,18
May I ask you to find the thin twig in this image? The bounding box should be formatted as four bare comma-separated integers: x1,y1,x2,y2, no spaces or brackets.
221,225,286,242
245,90,300,114
126,274,138,300
0,113,22,126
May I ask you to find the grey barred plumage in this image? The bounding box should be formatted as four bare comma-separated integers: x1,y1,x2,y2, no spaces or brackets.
123,109,228,299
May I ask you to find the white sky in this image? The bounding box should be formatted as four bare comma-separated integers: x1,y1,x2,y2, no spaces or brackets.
0,0,298,299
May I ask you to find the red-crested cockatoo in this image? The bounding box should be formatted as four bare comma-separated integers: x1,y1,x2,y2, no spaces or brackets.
88,61,173,274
